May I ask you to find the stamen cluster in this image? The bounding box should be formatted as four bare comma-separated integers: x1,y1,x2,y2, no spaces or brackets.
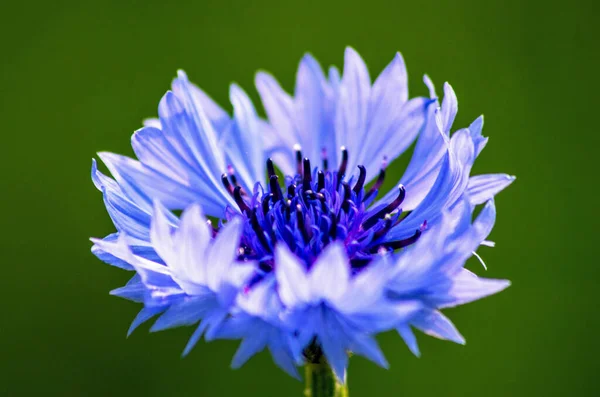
221,147,423,278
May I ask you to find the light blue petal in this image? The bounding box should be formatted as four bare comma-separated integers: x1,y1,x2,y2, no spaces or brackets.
437,270,511,308
255,71,297,175
92,234,135,270
397,324,420,357
467,174,516,205
309,242,350,304
373,76,444,211
294,54,338,167
275,244,311,307
318,309,348,383
468,115,488,156
231,332,269,369
128,306,165,337
92,159,155,240
268,337,301,379
98,152,224,215
150,295,214,332
361,97,431,183
170,71,227,176
438,83,458,135
225,84,265,192
412,309,465,345
335,47,371,178
386,128,475,241
182,319,210,357
347,333,388,369
171,74,230,131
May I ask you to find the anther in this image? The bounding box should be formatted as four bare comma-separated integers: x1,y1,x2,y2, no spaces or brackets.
342,183,351,212
221,173,235,195
303,158,312,191
353,165,367,194
321,147,329,171
372,214,393,241
378,229,422,251
317,171,325,192
269,175,283,202
294,144,303,175
266,158,276,178
287,184,296,199
296,204,311,244
250,209,271,252
362,185,406,229
364,158,387,201
261,194,272,214
233,186,251,213
227,165,239,186
337,146,348,187
329,209,338,239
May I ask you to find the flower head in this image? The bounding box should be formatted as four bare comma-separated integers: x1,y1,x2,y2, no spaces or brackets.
91,47,514,381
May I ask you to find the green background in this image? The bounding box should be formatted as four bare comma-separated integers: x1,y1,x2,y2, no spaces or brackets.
1,0,597,395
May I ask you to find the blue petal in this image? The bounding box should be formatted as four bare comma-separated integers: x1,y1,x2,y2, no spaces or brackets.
255,71,297,175
335,47,371,178
309,242,350,304
318,309,348,383
231,331,269,368
98,152,223,215
92,234,135,270
467,174,516,205
275,244,311,307
386,128,475,241
347,332,388,369
412,309,465,345
437,270,511,308
294,54,338,167
128,306,166,337
92,159,155,240
468,115,488,156
397,324,420,357
150,295,215,332
224,84,265,193
361,96,432,184
268,337,301,379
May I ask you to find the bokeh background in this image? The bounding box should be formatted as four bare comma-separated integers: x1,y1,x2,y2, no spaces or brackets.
1,0,598,395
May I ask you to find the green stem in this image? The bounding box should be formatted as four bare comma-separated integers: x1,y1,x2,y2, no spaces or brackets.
303,360,349,397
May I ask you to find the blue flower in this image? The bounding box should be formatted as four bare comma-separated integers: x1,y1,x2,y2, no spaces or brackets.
91,47,514,381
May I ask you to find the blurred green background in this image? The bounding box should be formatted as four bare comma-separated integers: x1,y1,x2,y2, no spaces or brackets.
1,0,598,395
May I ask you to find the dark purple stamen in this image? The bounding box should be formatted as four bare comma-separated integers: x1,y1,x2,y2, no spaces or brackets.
321,147,329,171
364,168,386,202
303,158,312,191
234,186,250,213
353,165,367,194
250,209,271,252
329,209,338,239
221,173,235,195
374,229,422,252
337,146,348,187
262,194,272,215
227,165,239,187
362,185,406,229
266,158,276,178
295,145,303,175
288,184,296,199
236,150,423,286
296,204,311,244
342,183,351,212
317,171,325,192
372,214,394,241
269,175,283,202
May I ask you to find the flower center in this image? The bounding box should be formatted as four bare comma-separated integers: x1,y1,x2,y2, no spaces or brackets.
222,147,423,275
